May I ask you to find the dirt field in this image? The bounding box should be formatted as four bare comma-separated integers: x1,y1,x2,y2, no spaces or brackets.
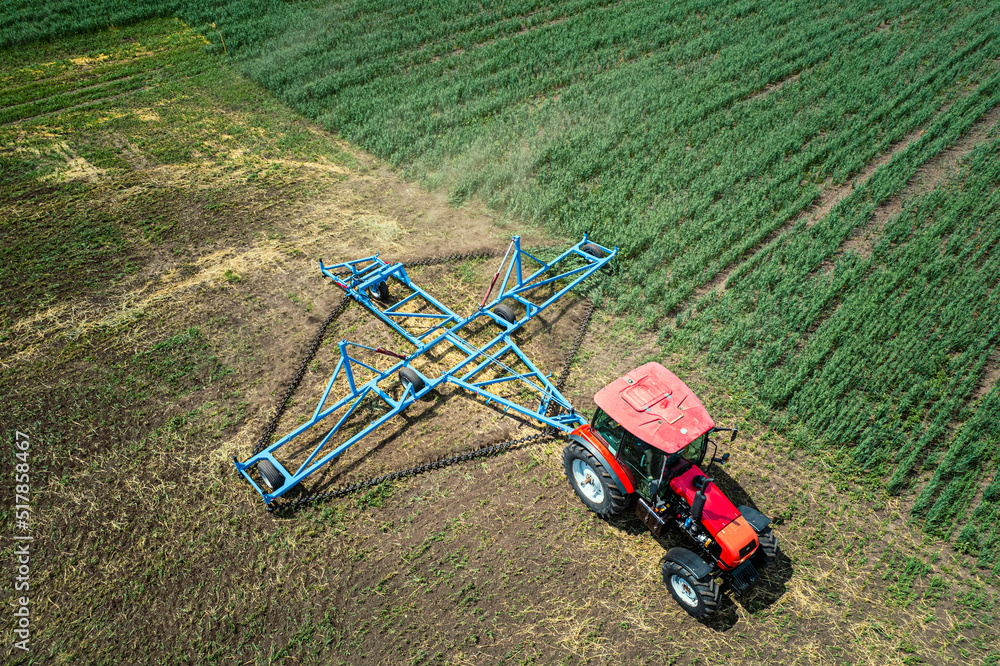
2,20,998,665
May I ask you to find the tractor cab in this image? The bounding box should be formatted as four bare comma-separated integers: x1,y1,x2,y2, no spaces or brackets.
590,362,720,499
590,408,710,500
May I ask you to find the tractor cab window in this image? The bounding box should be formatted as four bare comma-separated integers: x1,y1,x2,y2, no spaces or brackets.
592,409,666,499
591,408,627,454
678,433,708,467
617,437,667,500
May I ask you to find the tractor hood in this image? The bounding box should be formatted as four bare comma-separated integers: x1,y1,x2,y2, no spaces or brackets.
593,362,714,454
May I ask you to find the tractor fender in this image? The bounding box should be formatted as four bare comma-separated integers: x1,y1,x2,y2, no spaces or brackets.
567,427,635,496
737,505,772,533
664,547,713,580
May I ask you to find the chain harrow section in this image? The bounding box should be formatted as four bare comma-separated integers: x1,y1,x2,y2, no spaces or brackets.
249,245,597,512
554,299,595,395
274,431,555,512
250,296,351,457
401,248,502,268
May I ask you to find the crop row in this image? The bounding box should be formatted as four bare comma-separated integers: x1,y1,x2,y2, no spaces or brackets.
0,0,181,48
676,88,1000,569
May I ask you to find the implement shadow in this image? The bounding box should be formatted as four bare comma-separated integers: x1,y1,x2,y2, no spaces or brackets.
270,388,463,508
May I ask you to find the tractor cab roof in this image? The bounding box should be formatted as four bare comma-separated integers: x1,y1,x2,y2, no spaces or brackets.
593,362,714,454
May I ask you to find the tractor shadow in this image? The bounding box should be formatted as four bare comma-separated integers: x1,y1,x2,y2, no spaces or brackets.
606,464,793,631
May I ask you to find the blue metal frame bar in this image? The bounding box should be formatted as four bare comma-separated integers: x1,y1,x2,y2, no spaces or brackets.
384,311,453,320
235,235,616,505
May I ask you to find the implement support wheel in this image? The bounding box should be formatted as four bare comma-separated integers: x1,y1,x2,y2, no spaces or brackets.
368,281,389,301
257,460,285,491
492,304,517,325
399,367,425,393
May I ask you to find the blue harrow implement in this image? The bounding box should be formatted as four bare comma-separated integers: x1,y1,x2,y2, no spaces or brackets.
235,235,616,506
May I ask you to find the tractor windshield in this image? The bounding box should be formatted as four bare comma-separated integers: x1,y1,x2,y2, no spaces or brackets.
679,433,708,466
661,433,709,474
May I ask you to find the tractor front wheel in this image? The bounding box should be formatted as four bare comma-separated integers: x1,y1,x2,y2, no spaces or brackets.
562,443,627,518
757,529,780,567
662,556,721,619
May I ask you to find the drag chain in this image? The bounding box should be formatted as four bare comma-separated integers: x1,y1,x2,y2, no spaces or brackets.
402,248,502,268
249,247,596,512
553,299,595,395
250,296,351,457
274,431,556,512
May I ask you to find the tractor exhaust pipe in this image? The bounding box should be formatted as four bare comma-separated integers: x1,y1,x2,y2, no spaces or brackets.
690,489,707,523
689,475,713,524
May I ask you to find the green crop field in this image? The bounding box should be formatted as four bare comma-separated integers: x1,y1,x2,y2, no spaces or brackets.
676,126,1000,566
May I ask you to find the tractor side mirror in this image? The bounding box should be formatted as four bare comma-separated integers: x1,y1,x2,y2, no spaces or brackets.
711,452,730,465
731,429,739,442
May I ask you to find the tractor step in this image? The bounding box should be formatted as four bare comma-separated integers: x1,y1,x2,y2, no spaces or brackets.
726,558,759,595
635,497,668,537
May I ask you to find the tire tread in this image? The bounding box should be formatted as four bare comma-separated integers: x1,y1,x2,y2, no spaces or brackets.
758,529,779,566
661,559,721,619
257,460,285,491
562,442,627,518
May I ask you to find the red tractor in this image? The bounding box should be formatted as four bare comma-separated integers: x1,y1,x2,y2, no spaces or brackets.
562,362,779,618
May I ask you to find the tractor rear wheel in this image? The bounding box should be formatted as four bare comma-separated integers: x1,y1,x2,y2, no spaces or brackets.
562,443,627,518
662,555,721,619
757,529,780,567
